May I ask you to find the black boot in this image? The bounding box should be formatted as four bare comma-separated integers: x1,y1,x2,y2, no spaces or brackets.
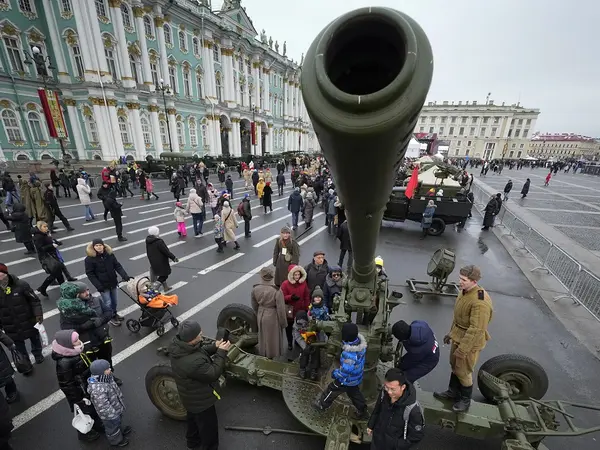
63,268,78,282
433,373,461,401
452,384,473,413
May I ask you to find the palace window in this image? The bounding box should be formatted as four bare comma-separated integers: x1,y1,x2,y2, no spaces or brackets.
213,45,219,62
143,16,153,37
130,54,141,84
189,119,197,147
168,65,177,93
159,120,168,145
84,115,98,142
176,121,185,147
2,110,24,142
163,24,172,46
239,80,245,106
201,123,208,147
193,37,199,56
196,73,203,98
27,112,44,141
19,0,34,13
141,117,152,146
215,71,223,102
178,31,187,51
118,116,131,144
246,59,251,74
94,0,106,17
61,0,72,13
104,47,118,79
121,4,132,29
183,67,191,96
238,56,243,71
3,37,24,72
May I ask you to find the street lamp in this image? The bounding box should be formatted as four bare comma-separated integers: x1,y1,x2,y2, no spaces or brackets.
250,103,260,156
156,79,174,152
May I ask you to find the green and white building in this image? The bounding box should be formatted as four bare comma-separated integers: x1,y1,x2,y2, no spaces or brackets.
0,0,316,161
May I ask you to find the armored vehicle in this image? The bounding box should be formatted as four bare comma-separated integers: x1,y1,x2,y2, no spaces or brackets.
145,6,600,450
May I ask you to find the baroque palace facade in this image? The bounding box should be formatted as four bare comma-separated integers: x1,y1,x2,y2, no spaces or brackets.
0,0,316,161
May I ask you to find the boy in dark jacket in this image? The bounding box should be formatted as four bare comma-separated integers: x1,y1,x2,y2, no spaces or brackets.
103,191,126,241
7,204,35,254
225,175,234,199
239,194,252,238
292,310,320,380
367,368,424,450
168,320,231,450
276,171,286,196
392,320,440,383
315,323,368,419
43,183,74,231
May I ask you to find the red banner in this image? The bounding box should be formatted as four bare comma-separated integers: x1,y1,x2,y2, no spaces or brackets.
404,166,420,199
38,88,68,139
250,122,256,145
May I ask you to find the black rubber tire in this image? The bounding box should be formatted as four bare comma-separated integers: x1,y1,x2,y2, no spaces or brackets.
170,318,180,328
427,218,446,236
477,354,549,402
216,303,258,349
156,325,165,336
145,363,187,421
126,319,141,333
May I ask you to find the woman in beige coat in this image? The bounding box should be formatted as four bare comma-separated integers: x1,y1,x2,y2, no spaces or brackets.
221,200,240,250
251,267,287,359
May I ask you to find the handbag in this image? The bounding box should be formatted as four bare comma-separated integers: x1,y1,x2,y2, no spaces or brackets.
11,347,33,374
42,255,61,275
72,403,94,434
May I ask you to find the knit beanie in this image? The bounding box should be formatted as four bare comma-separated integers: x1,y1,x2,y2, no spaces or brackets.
312,286,324,301
92,238,104,246
90,359,110,376
341,323,359,342
0,263,8,275
392,320,411,341
54,330,79,349
178,320,202,342
148,226,160,236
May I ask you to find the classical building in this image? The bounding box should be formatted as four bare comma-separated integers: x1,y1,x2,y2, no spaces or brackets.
0,0,316,162
528,133,600,160
415,100,540,160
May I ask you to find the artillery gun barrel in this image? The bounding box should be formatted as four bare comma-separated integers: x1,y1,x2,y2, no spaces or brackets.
301,7,433,284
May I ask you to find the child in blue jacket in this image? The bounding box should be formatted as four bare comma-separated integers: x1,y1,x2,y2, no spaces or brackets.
315,323,368,419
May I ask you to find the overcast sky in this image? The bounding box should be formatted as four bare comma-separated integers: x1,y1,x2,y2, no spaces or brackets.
214,0,599,137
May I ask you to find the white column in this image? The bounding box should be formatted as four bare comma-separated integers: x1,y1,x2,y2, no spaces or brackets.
64,101,86,159
83,0,110,82
149,106,163,154
252,58,261,108
262,69,270,113
243,81,250,108
221,47,234,103
92,104,115,160
72,1,99,82
226,128,233,157
107,102,125,157
42,0,70,83
154,16,170,89
110,2,134,88
231,121,240,156
167,107,179,152
212,117,221,157
256,123,262,155
132,5,152,87
283,81,289,119
267,126,273,153
202,39,216,98
127,104,145,159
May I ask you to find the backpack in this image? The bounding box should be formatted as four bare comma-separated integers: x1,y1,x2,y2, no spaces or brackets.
237,202,245,217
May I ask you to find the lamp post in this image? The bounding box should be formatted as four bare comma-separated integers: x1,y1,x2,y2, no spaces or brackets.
24,46,70,163
250,103,260,156
297,118,303,152
156,79,174,152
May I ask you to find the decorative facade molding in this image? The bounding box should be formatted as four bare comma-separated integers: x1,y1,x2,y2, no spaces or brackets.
0,22,18,36
147,105,160,112
166,108,177,115
132,6,144,18
126,102,141,110
107,0,122,7
154,16,164,27
63,98,77,107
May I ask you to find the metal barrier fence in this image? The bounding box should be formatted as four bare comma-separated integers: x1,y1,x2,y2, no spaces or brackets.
471,182,600,323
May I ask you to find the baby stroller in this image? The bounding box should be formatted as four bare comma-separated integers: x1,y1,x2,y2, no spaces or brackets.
120,275,179,336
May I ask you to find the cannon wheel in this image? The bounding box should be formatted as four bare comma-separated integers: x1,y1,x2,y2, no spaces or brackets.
217,303,259,349
477,354,549,402
145,363,187,421
428,218,446,236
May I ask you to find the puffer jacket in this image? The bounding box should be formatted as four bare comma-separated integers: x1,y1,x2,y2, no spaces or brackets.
84,243,130,291
186,191,203,214
168,336,228,413
0,274,42,341
87,374,125,420
280,265,310,321
398,320,440,383
0,330,15,388
7,203,32,243
323,267,346,310
174,206,187,222
332,334,367,386
76,179,91,205
52,347,91,410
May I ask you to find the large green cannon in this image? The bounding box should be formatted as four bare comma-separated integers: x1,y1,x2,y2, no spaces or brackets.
145,6,600,449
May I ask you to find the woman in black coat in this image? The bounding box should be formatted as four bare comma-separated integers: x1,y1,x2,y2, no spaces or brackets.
0,329,18,404
145,227,178,291
521,178,531,198
7,204,35,255
51,329,103,442
481,196,498,231
263,182,273,213
32,222,75,296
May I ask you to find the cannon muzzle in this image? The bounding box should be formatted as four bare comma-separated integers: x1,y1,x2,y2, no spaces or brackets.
301,7,433,284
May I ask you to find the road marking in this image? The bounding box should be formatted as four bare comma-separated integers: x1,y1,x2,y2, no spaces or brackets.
2,256,36,265
14,224,324,430
66,199,177,223
57,189,170,209
198,253,244,275
253,234,279,248
129,240,187,260
140,206,170,214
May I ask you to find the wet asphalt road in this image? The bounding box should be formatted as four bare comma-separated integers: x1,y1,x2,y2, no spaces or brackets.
2,174,600,450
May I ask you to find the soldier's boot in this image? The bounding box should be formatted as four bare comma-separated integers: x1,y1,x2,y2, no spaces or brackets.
298,368,307,379
433,373,461,401
452,385,473,413
309,369,318,381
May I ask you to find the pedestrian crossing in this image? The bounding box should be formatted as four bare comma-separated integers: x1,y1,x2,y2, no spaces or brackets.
2,173,341,446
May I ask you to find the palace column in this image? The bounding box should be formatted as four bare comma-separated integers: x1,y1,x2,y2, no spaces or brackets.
211,115,221,157
83,0,111,83
90,97,116,160
267,124,274,153
126,100,145,159
167,104,179,152
262,67,270,114
132,4,154,92
71,1,101,82
41,0,70,83
255,123,262,156
109,0,135,88
62,98,86,159
107,99,125,157
202,38,216,99
231,117,241,157
154,14,169,88
221,42,235,105
283,78,289,119
252,56,261,108
147,103,163,154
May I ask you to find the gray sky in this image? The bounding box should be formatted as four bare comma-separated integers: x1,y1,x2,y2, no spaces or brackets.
214,0,599,137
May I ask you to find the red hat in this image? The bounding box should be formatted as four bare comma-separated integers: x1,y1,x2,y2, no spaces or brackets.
0,263,8,275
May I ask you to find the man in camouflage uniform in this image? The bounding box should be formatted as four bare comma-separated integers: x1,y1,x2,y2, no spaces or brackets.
433,265,493,412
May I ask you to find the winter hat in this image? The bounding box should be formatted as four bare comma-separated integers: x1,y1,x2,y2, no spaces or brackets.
190,188,196,194
312,286,324,301
0,263,8,275
72,281,89,294
281,225,291,233
295,310,308,322
260,267,274,281
328,189,334,195
92,238,104,246
295,187,300,192
148,226,160,236
90,359,110,376
176,201,182,207
178,320,202,342
341,323,359,342
392,320,411,341
313,250,325,257
244,193,249,199
54,330,79,349
59,281,88,299
223,200,230,208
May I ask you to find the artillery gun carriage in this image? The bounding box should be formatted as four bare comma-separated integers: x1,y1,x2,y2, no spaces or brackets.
145,6,600,449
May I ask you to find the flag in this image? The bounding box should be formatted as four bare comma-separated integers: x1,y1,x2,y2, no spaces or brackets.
404,166,420,199
38,88,68,139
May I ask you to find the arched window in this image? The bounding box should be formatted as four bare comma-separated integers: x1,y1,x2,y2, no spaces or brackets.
189,119,197,147
71,43,84,78
196,72,203,99
149,51,160,85
201,123,208,147
140,117,152,146
16,153,30,161
61,0,72,14
2,110,23,142
213,44,219,62
84,115,98,142
178,31,187,51
129,54,141,84
163,24,172,46
143,16,153,37
168,64,177,93
103,35,118,78
4,36,25,73
95,0,106,16
27,112,44,142
239,79,245,107
215,71,223,102
176,120,185,147
182,65,191,96
118,116,131,144
238,55,243,71
159,120,168,145
120,4,132,29
193,37,200,56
